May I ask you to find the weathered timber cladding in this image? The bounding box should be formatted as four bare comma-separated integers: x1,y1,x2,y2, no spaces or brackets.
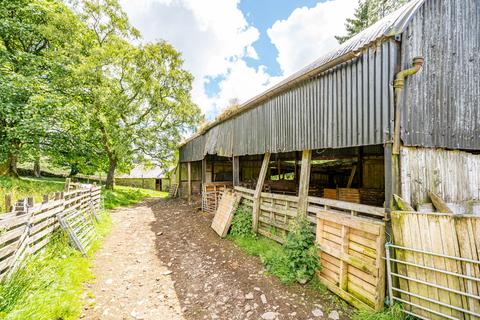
180,41,398,162
401,0,480,150
400,146,480,211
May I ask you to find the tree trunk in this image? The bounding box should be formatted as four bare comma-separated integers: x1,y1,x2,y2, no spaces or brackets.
0,152,19,177
34,159,41,178
105,158,117,190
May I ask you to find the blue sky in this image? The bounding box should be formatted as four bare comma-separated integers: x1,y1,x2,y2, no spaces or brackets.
121,0,357,119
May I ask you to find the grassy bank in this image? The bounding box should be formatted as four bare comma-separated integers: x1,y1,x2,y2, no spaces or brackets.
0,176,65,212
0,176,167,213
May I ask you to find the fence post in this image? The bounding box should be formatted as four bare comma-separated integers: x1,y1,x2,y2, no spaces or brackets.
42,194,49,204
14,199,28,216
4,193,12,213
253,152,271,233
64,178,71,192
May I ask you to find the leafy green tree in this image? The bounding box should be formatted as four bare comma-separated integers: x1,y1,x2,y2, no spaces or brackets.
336,0,407,44
0,0,83,176
73,0,201,189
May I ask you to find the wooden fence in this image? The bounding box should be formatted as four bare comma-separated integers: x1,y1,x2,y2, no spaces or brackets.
390,211,480,319
0,184,101,279
234,186,386,311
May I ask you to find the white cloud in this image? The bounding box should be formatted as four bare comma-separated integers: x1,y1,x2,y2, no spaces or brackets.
120,0,270,117
120,0,356,120
267,0,357,75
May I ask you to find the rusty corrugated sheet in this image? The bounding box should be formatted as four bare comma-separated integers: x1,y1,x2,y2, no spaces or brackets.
401,0,480,150
180,41,398,162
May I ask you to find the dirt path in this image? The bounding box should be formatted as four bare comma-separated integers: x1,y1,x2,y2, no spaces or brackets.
82,199,184,319
84,198,353,320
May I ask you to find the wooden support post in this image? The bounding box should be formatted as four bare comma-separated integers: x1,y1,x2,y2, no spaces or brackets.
297,150,312,217
232,156,240,186
4,194,12,213
178,162,182,197
384,143,394,215
253,153,271,233
187,162,192,204
201,158,207,187
346,165,357,188
294,151,299,183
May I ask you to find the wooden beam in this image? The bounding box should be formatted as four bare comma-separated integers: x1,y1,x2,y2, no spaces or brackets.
201,158,207,185
429,192,453,214
393,194,415,211
297,150,312,217
232,156,240,186
187,162,192,204
253,153,271,232
346,165,357,188
4,194,12,213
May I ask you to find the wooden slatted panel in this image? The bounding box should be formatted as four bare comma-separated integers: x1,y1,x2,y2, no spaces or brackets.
316,210,386,311
391,211,480,319
202,182,232,213
211,191,240,237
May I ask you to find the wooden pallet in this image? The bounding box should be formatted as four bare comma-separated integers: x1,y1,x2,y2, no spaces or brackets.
211,191,241,237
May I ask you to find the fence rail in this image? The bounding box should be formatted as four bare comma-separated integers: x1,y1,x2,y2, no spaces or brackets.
0,184,101,279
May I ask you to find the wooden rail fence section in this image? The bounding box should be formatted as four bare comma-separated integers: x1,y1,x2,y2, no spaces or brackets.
0,185,101,279
234,186,386,311
391,211,480,320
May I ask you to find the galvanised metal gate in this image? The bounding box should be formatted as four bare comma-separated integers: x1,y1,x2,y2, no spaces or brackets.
385,242,480,320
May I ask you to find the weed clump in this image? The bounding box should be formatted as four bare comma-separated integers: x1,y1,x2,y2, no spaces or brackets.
284,217,320,284
229,205,320,285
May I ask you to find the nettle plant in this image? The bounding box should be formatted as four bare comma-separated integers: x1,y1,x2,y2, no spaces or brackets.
229,205,255,238
284,217,321,284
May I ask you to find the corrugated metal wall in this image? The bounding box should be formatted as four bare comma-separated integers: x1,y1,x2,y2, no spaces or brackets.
401,0,480,150
180,40,398,162
400,147,480,211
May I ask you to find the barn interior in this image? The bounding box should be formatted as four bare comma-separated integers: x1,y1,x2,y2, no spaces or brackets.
178,145,385,208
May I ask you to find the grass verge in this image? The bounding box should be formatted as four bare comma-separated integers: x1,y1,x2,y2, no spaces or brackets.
102,185,167,209
0,211,112,320
352,303,407,320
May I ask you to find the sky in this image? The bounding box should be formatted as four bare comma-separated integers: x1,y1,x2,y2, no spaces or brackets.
119,0,358,119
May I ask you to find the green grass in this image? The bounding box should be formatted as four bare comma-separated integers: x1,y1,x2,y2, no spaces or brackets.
229,234,297,284
102,185,167,209
0,176,66,213
0,211,112,320
352,304,407,320
0,175,167,213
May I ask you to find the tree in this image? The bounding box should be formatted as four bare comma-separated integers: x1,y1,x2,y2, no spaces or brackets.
0,0,83,176
73,0,201,189
335,0,407,44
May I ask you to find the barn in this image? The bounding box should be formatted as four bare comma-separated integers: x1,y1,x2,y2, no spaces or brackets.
175,0,479,313
177,0,479,214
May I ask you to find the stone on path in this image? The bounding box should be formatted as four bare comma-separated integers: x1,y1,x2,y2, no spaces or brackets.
261,311,278,320
260,294,267,304
312,308,324,317
245,292,254,300
329,310,340,320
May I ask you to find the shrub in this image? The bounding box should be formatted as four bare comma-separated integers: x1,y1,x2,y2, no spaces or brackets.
230,205,255,238
283,217,320,284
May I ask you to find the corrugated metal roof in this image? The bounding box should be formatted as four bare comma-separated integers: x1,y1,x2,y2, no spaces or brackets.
180,0,426,148
118,165,168,179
